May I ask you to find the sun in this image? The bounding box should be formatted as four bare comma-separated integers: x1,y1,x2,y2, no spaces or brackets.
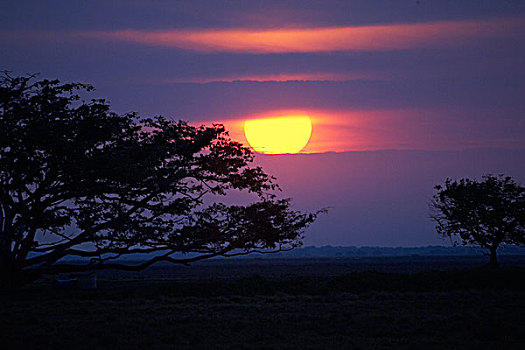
243,115,312,154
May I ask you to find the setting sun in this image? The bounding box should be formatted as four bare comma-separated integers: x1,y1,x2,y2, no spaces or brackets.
243,115,312,154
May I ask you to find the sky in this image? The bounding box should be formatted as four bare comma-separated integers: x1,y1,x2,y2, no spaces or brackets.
1,0,525,246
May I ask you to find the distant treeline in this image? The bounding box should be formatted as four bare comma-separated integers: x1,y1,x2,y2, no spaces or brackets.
96,245,525,262
271,245,525,258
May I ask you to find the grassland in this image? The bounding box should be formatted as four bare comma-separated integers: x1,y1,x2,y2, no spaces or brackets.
1,256,524,349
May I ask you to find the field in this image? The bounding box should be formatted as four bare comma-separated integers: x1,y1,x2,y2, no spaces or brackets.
1,256,524,349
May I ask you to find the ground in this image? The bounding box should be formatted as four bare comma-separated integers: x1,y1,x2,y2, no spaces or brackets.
1,256,524,349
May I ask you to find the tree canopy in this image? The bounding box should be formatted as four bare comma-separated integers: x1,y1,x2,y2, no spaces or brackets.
431,175,525,267
0,73,320,287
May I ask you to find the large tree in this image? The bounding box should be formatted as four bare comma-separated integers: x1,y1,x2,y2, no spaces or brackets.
431,175,525,267
0,73,320,287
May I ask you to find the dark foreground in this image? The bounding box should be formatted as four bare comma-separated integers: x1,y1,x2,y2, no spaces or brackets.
1,256,524,349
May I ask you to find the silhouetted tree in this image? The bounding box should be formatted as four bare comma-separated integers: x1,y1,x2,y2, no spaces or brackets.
431,175,525,267
0,73,321,287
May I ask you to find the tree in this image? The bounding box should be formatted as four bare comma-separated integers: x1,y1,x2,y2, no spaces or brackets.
431,175,525,267
0,73,321,288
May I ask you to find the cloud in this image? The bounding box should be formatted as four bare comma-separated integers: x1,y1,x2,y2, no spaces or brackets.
157,72,383,84
80,18,523,53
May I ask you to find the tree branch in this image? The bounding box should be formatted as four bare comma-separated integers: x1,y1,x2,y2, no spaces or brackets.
39,247,235,274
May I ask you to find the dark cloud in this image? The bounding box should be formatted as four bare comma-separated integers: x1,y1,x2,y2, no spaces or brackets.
2,0,524,30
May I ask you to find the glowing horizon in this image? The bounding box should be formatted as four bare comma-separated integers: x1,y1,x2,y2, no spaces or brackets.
211,107,525,155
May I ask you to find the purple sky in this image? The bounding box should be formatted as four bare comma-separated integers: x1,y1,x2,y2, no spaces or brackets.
1,0,525,246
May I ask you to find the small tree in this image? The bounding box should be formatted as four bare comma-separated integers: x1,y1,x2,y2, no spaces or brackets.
0,73,321,287
431,175,525,267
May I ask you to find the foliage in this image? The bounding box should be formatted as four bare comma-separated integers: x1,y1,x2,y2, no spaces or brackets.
431,175,525,267
0,72,321,287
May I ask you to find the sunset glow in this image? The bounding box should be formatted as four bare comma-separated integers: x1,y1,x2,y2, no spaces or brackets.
83,18,523,53
243,115,312,154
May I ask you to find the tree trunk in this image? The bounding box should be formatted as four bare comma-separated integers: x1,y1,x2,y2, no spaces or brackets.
0,261,18,289
0,259,40,289
485,247,500,268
